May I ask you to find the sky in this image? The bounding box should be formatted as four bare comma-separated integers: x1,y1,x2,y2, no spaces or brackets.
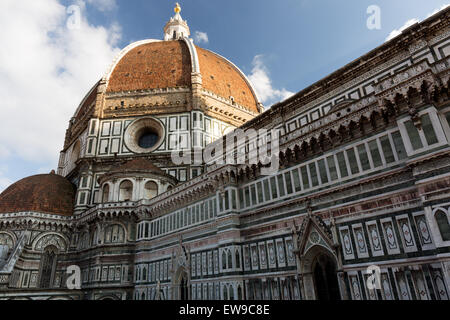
0,0,449,193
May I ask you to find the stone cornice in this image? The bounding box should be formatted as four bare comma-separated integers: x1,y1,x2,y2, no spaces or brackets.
0,212,73,231
104,86,191,99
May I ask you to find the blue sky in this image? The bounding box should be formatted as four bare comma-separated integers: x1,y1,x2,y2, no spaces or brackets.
0,0,449,192
77,0,450,100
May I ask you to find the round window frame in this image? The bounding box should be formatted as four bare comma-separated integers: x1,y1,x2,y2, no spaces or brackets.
124,117,165,154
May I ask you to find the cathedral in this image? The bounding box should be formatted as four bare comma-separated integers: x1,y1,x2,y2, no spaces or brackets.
0,4,450,301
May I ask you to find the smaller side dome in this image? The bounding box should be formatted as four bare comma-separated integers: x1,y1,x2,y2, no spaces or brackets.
0,173,76,216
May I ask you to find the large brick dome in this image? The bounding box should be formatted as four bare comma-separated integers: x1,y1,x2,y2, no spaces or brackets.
104,39,261,113
0,173,75,216
106,41,192,94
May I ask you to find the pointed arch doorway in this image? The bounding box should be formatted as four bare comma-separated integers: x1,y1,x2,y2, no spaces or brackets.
312,252,341,301
300,245,342,301
173,267,190,300
293,210,347,300
179,271,189,300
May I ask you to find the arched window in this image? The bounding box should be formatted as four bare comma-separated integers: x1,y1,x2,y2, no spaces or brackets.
435,210,450,241
39,246,58,288
91,227,98,246
102,184,110,203
71,140,81,165
144,181,158,200
235,250,240,269
223,286,228,300
0,233,14,262
141,291,146,300
79,232,89,250
229,285,234,300
222,251,227,270
23,273,29,287
143,267,147,281
228,250,233,269
104,224,125,244
237,285,243,300
119,180,133,201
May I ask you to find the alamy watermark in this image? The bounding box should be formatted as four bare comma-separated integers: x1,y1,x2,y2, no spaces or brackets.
366,265,382,290
66,265,81,290
367,5,381,30
67,5,81,30
171,128,280,176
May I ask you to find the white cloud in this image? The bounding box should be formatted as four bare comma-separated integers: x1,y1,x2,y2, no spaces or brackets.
0,177,12,194
426,3,449,18
0,0,121,171
194,31,209,44
37,166,55,174
0,166,12,194
385,4,449,42
247,55,294,107
385,18,419,42
86,0,117,12
0,145,10,159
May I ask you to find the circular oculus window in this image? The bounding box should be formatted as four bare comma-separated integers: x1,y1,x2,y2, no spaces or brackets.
124,117,165,154
138,129,159,149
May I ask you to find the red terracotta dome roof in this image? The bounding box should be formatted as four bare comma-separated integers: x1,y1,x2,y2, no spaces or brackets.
105,40,260,113
107,41,192,93
196,46,259,113
0,173,75,216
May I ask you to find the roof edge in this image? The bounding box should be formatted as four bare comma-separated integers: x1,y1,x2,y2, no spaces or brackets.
198,46,263,111
71,80,100,120
182,37,200,73
278,6,450,110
